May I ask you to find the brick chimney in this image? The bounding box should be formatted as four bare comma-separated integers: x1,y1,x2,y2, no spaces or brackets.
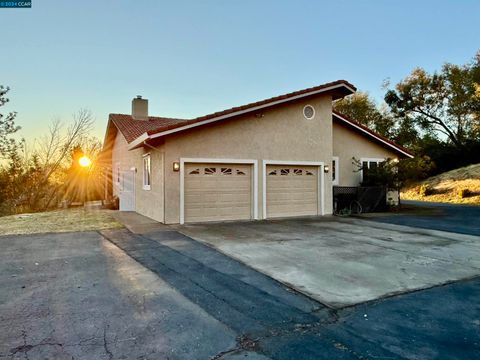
132,95,148,120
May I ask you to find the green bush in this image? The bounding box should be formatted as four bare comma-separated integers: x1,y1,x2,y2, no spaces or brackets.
418,184,433,196
397,156,436,183
458,188,472,199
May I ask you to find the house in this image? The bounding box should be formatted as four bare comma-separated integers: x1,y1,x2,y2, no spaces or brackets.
102,80,413,224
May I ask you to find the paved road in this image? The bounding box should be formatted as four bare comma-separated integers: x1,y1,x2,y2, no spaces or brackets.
2,228,479,359
370,200,480,236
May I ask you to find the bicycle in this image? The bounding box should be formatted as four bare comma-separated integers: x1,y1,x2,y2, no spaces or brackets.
333,199,363,217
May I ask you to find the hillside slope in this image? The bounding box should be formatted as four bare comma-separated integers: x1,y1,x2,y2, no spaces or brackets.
401,163,480,204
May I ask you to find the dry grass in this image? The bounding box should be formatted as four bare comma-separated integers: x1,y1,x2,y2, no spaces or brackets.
402,163,480,205
0,208,123,236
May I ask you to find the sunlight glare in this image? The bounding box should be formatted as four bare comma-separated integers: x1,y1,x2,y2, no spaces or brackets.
79,156,92,167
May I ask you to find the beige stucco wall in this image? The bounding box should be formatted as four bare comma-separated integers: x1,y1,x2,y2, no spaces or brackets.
163,95,333,224
111,132,165,222
332,122,399,186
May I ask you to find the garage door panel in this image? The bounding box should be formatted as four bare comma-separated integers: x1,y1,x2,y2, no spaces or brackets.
266,165,318,218
185,163,252,223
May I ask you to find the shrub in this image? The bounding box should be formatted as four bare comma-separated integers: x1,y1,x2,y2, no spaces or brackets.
418,184,433,196
397,156,436,183
458,188,472,199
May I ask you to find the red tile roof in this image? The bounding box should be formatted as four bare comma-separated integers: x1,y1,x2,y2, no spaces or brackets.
109,114,186,144
333,110,413,158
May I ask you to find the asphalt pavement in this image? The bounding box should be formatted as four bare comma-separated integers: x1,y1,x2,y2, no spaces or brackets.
370,200,480,236
1,212,479,359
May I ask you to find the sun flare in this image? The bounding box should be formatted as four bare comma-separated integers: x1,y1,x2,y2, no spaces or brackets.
79,156,92,167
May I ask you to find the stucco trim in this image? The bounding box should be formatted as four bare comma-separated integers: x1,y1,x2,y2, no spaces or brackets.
179,158,259,224
332,156,339,186
142,153,151,191
334,113,414,158
303,105,316,120
262,160,325,219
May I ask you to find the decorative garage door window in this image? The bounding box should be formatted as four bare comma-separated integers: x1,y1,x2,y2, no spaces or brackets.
188,167,248,176
265,165,318,218
268,168,314,176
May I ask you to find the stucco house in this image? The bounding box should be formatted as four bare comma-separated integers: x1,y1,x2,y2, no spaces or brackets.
102,80,412,224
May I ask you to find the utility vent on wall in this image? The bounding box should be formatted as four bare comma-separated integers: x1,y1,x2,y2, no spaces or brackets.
303,105,315,120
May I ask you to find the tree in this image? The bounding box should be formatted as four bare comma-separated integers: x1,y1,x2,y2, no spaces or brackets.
334,92,393,137
63,138,103,205
0,85,22,158
334,91,418,147
0,109,95,215
385,52,480,147
29,109,94,210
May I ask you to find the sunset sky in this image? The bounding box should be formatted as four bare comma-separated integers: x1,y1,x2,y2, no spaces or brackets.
1,0,479,141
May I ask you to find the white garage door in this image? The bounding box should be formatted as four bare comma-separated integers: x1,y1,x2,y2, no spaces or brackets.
184,163,252,223
266,165,318,218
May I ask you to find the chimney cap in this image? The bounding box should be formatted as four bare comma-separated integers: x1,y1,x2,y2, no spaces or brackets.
136,95,142,99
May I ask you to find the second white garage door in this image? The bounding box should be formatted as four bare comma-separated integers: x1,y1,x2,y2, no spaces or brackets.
266,165,319,218
184,163,252,223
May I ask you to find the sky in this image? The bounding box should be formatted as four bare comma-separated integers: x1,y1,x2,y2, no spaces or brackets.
1,0,479,141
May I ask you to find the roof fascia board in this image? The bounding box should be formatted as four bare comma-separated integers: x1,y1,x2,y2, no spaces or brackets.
148,83,355,140
101,119,119,152
334,113,413,158
127,132,149,150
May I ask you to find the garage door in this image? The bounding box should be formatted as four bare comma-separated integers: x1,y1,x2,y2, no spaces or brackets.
184,163,252,223
266,165,318,218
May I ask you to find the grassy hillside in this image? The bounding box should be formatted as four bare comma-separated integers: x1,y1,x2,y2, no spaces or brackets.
401,164,480,205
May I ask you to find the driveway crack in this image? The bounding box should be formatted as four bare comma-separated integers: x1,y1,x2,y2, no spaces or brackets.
103,323,113,360
9,330,63,359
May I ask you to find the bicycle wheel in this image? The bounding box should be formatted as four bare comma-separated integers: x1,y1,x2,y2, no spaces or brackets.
350,200,362,215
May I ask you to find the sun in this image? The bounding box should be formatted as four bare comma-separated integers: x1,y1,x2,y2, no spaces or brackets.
79,156,92,167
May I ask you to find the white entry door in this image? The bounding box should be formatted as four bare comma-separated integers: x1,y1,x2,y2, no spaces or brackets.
119,170,135,211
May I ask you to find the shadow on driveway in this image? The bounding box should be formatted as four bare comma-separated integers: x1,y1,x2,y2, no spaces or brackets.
101,227,480,359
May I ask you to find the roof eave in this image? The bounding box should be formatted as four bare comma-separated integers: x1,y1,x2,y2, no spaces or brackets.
147,82,355,141
102,117,116,152
127,132,149,150
333,112,414,158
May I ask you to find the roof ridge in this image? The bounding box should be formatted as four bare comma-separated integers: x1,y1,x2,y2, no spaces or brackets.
108,113,187,121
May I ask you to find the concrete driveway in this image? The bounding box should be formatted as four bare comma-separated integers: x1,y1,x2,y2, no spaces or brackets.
176,216,480,307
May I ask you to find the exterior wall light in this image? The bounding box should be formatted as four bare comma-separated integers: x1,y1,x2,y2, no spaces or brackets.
173,162,180,172
324,165,330,173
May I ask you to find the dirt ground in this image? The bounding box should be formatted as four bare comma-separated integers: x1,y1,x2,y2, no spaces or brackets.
402,164,480,205
0,208,123,236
